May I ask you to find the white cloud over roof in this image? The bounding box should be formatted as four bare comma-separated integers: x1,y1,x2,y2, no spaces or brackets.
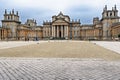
2,0,120,11
0,0,120,25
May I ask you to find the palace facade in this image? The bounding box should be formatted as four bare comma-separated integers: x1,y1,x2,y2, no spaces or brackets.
0,5,120,41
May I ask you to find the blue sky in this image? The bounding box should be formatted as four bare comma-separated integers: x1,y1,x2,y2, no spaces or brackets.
0,0,120,26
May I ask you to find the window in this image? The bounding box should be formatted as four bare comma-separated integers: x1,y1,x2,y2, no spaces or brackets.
107,13,108,17
8,16,10,20
110,12,112,17
114,12,116,16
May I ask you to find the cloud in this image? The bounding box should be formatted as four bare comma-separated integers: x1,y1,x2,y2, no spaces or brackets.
1,0,119,11
0,0,120,25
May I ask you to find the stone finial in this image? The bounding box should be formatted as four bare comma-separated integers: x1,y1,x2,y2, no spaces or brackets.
58,11,63,15
12,9,14,14
115,4,117,10
75,19,77,22
43,21,45,25
10,11,12,14
16,11,18,16
5,9,7,14
105,5,107,9
78,19,80,22
104,5,107,11
35,20,37,25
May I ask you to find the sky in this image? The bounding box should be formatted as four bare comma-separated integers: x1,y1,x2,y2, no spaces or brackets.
0,0,120,26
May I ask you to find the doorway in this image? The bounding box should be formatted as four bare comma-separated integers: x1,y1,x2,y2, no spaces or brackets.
59,31,61,38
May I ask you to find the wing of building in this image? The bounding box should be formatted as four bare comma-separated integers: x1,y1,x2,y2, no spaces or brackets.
0,5,120,41
0,9,43,41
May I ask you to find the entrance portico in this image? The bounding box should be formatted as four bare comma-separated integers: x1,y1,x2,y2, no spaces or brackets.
52,25,69,39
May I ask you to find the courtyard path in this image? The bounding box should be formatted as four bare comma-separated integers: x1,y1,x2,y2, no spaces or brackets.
91,41,120,54
0,58,120,80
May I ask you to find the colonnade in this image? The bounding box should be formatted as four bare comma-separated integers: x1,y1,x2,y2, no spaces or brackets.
52,25,68,38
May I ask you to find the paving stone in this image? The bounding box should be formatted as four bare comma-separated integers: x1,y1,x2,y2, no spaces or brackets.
91,41,120,54
0,58,120,80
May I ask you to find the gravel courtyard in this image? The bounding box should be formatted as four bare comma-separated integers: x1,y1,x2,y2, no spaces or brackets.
0,41,120,60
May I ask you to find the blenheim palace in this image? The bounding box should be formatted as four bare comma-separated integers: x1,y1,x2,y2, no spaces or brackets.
0,5,120,41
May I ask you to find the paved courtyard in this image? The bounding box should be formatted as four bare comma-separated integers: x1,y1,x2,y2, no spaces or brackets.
0,58,120,80
0,41,120,80
91,41,120,54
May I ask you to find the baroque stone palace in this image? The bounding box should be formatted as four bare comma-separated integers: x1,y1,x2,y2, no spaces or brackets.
0,5,120,41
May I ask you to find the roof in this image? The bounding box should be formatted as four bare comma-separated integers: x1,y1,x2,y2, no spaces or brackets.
112,22,120,27
36,26,43,28
52,11,70,19
81,24,94,27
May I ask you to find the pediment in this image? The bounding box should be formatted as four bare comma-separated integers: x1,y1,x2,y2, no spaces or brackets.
53,19,66,23
52,19,69,25
57,14,64,19
57,12,64,18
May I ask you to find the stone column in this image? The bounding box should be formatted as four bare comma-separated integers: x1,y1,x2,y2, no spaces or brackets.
47,28,49,37
53,26,54,37
49,27,50,37
44,27,46,38
43,28,44,38
44,27,46,37
62,25,65,37
57,26,59,38
46,27,47,37
66,26,68,37
45,27,48,37
62,26,64,37
61,26,63,38
55,26,56,37
64,26,66,37
54,26,56,37
63,26,64,37
52,26,54,37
